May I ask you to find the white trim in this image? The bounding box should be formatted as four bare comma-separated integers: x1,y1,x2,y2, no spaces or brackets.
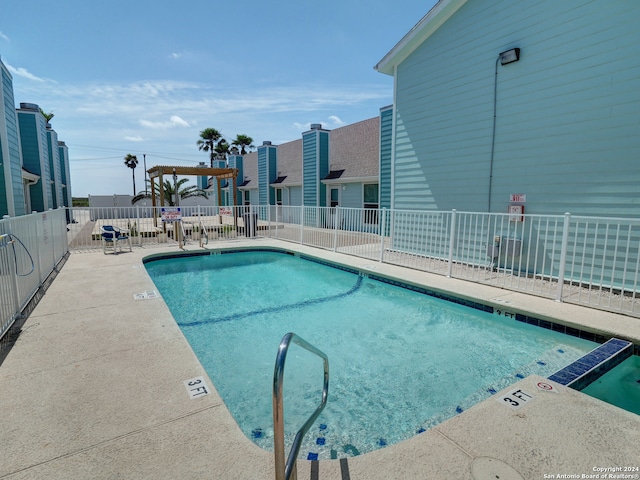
22,169,40,184
391,64,398,211
322,176,377,185
374,0,467,75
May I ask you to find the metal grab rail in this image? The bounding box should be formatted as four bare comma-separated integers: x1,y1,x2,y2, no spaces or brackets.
273,332,329,480
199,219,208,247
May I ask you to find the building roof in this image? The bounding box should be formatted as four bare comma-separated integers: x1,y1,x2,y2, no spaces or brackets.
326,116,379,180
375,0,466,75
273,139,302,186
238,151,258,189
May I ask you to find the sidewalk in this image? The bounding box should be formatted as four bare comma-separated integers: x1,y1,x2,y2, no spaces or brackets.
0,239,638,479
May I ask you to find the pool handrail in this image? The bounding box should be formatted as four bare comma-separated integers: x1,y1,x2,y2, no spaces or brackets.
198,219,208,247
272,332,329,480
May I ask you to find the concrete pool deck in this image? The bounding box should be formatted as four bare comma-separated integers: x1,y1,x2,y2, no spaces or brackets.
0,238,638,479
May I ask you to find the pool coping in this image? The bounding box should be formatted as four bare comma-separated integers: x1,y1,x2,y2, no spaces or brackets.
1,238,639,479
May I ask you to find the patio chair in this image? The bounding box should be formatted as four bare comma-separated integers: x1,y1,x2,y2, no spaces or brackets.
101,225,132,254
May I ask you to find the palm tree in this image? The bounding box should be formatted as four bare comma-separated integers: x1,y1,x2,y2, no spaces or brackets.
214,139,230,160
131,178,207,206
232,134,254,155
197,128,222,167
39,108,55,123
124,154,138,195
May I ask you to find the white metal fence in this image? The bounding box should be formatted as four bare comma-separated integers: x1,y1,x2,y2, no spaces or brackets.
66,205,640,317
0,209,68,342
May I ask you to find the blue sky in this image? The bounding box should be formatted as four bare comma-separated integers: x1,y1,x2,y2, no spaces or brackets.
1,0,436,196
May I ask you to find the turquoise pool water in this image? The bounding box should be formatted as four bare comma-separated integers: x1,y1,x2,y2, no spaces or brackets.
581,355,640,415
145,250,598,459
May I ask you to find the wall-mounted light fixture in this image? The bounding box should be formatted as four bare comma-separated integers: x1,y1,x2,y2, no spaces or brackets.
499,48,520,66
488,47,521,212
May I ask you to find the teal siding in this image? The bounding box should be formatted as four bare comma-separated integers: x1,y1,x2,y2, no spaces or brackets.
302,130,329,206
47,129,63,209
0,137,6,215
19,112,50,212
302,133,317,205
227,155,243,205
58,143,71,209
289,186,302,206
258,145,276,205
392,0,640,217
1,67,25,216
379,106,393,210
341,183,362,208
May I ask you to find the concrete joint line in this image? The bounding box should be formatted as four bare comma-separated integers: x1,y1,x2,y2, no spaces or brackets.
0,404,222,478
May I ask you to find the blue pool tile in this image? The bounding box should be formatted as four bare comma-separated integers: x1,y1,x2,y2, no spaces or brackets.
417,428,426,434
557,349,565,353
487,388,497,394
548,370,577,385
537,361,547,366
515,373,525,379
251,428,263,439
378,438,387,447
319,424,327,431
456,406,464,413
316,437,326,446
307,452,318,461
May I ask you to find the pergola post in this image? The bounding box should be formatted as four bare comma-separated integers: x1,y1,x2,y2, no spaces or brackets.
146,164,239,236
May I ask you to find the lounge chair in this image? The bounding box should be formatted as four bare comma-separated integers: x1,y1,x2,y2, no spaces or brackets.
101,225,132,254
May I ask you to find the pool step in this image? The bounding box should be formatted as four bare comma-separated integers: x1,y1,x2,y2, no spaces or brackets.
309,458,350,480
547,338,633,390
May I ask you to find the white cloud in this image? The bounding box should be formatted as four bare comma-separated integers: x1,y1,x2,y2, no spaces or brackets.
0,31,9,42
125,136,144,142
139,115,191,129
328,115,345,126
170,52,182,59
292,115,346,132
5,63,45,82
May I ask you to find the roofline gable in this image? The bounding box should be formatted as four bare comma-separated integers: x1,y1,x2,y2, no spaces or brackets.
374,0,467,75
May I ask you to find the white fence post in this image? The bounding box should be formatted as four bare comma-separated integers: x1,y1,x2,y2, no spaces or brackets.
447,209,457,278
333,208,339,252
299,206,304,244
379,208,387,263
2,215,20,318
556,212,571,302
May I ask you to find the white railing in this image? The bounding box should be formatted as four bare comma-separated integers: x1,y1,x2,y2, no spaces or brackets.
0,209,68,343
65,205,640,317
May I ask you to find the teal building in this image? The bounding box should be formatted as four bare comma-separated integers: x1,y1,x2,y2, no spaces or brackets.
0,58,26,216
17,103,52,213
375,0,640,218
46,124,64,209
237,115,386,231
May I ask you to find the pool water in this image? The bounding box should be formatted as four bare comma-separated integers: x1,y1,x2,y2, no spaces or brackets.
145,250,598,460
581,355,640,415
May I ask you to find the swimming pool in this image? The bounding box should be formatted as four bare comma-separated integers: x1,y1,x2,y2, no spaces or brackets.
580,355,640,415
145,249,598,460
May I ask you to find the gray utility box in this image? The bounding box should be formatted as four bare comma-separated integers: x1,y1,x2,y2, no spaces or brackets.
487,238,522,258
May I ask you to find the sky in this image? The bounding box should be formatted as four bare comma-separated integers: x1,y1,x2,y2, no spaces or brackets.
0,0,437,196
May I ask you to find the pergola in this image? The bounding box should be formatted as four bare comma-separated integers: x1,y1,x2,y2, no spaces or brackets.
146,165,239,235
146,165,239,208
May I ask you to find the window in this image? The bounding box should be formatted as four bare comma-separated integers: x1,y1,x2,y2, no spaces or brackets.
243,190,250,205
363,183,379,224
276,188,283,206
330,187,339,207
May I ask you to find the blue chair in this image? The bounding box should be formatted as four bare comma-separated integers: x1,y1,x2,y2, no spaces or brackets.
101,225,132,254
